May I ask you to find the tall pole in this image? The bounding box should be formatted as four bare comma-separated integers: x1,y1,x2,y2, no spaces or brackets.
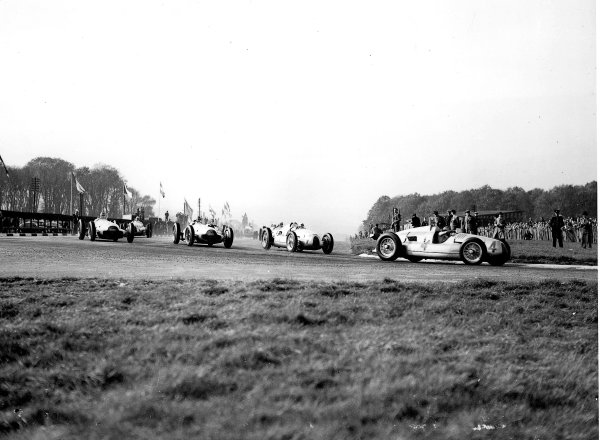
70,173,73,215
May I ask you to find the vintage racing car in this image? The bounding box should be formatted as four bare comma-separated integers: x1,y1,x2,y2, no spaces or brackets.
376,226,510,265
78,213,135,243
130,216,153,238
172,220,234,248
261,222,334,254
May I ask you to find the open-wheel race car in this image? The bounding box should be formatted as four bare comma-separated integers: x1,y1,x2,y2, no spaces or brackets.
376,226,510,265
172,220,234,248
130,216,153,238
78,214,135,243
260,222,334,254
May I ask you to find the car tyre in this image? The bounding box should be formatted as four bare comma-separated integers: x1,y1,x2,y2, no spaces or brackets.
286,231,298,252
376,232,401,261
127,223,136,243
223,226,234,248
261,227,272,250
89,222,96,241
78,219,86,240
488,240,511,266
460,239,486,265
173,222,181,244
185,225,195,246
321,233,334,254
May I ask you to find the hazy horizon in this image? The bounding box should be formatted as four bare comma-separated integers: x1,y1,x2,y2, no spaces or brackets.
0,1,595,236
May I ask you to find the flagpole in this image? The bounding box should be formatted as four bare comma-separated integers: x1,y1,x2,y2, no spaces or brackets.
70,173,73,215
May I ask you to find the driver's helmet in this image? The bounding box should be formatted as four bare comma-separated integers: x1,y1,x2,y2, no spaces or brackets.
300,223,304,228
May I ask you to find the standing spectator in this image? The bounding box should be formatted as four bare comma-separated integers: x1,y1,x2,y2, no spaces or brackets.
449,209,459,231
493,212,506,239
371,223,382,240
431,211,446,229
470,211,479,235
411,213,421,228
72,209,80,235
446,210,453,229
581,211,593,249
392,207,401,232
462,210,471,233
165,210,169,222
549,209,565,248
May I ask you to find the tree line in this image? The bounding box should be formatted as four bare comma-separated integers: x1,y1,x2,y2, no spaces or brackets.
0,157,156,218
361,183,597,231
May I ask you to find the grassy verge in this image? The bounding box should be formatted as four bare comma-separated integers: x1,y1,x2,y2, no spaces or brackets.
349,237,598,265
1,277,597,439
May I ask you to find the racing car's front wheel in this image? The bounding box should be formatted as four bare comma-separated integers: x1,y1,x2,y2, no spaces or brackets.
488,240,511,266
173,223,181,244
89,222,96,241
223,226,234,249
460,239,486,265
78,219,86,240
127,224,136,243
261,228,272,250
322,233,334,254
286,231,298,252
376,232,401,261
185,225,195,246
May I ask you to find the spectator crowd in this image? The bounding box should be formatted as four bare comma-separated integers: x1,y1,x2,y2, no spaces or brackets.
356,209,597,248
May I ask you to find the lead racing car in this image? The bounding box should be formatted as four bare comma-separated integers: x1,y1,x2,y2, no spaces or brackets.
78,213,135,243
261,222,334,254
376,226,510,266
173,220,234,248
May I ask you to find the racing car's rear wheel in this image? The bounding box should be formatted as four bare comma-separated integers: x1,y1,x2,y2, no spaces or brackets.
185,225,195,246
127,224,136,243
376,232,401,261
78,219,86,240
89,222,96,241
261,228,272,250
286,231,298,252
173,223,181,244
460,239,486,265
321,233,334,254
146,223,153,238
223,226,234,249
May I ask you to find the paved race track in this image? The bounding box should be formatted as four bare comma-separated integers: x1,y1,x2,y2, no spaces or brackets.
0,235,596,283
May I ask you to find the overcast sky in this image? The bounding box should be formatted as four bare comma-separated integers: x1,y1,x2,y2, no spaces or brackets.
0,0,595,235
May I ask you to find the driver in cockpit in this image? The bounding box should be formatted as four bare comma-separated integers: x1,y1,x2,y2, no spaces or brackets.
99,212,108,220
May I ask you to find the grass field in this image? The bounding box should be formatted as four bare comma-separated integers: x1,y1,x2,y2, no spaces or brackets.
349,237,598,266
1,277,597,439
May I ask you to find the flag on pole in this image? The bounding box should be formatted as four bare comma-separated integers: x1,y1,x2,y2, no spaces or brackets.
209,205,216,219
72,172,86,193
0,155,9,177
184,199,193,220
160,182,165,198
123,183,132,197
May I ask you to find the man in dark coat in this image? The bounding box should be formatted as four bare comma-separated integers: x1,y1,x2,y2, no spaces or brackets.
430,211,446,229
411,213,421,228
549,209,565,248
392,208,401,232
